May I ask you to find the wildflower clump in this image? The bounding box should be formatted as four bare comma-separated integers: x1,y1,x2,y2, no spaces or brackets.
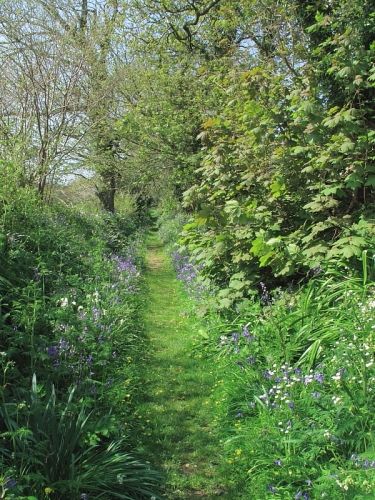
0,201,159,497
210,271,375,497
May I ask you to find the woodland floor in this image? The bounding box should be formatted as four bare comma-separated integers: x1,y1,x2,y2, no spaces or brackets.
135,232,227,499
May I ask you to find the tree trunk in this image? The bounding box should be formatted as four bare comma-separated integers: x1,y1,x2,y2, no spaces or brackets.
96,173,116,212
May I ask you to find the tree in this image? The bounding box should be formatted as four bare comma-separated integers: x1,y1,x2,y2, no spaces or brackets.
0,0,87,198
0,0,129,211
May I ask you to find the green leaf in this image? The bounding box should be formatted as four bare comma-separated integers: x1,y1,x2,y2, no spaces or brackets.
218,288,231,298
287,243,299,255
250,236,265,256
266,237,281,246
336,66,351,78
365,175,375,187
303,244,328,258
218,297,232,309
259,251,275,267
292,145,309,155
339,140,355,153
322,185,343,196
345,173,364,189
342,245,360,258
270,179,286,198
229,279,245,290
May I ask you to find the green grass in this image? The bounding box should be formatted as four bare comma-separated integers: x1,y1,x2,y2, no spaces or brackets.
135,232,226,499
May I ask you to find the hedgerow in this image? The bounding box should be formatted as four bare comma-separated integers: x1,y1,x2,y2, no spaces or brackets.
0,184,159,498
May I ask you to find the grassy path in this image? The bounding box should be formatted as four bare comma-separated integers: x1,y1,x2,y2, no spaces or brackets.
136,232,225,499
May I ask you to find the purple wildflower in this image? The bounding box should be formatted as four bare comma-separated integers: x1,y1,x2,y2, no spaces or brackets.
47,345,58,357
263,370,273,380
295,492,309,500
59,339,70,350
92,307,101,321
303,375,314,385
231,332,240,343
78,309,86,320
33,267,41,282
242,325,255,341
5,478,17,489
259,281,272,305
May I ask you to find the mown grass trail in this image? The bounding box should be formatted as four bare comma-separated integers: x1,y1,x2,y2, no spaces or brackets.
136,232,225,499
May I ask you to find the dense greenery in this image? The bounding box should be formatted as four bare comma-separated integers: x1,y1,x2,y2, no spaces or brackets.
0,173,159,497
163,213,375,498
0,0,374,498
123,0,375,306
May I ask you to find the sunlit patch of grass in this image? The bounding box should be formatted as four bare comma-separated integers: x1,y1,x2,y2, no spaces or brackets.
136,232,227,498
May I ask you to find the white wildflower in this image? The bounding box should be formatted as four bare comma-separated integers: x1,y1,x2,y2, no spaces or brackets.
60,297,68,307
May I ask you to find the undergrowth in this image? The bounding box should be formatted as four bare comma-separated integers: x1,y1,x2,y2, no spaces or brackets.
0,187,160,498
161,211,375,499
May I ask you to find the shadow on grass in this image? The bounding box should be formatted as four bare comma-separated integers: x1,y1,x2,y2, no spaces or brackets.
135,232,229,498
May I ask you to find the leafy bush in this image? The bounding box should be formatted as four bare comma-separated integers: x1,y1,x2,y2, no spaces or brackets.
179,0,375,300
157,209,189,248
